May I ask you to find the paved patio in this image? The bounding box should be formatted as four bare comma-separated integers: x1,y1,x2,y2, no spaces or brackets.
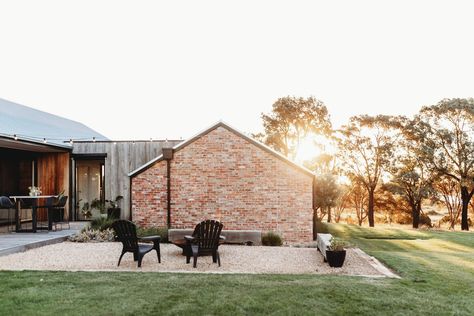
0,222,86,257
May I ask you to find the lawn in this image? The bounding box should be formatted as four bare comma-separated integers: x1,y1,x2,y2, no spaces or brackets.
0,225,472,315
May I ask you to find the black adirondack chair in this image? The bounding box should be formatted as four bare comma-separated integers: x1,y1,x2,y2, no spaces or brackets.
185,220,224,268
112,220,161,268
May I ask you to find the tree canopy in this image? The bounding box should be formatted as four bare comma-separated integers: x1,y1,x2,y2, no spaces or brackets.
256,96,332,160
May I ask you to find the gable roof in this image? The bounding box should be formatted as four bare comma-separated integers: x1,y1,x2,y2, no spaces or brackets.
129,121,314,178
0,98,108,148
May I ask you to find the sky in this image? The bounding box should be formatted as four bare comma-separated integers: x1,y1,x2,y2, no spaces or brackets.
0,1,473,141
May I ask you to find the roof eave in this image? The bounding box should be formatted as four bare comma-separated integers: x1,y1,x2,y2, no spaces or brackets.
128,121,315,178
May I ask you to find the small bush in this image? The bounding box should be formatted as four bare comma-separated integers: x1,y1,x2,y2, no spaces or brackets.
420,214,432,227
314,220,329,234
262,231,283,246
87,217,116,232
394,213,432,227
137,226,169,243
69,228,115,242
439,216,472,227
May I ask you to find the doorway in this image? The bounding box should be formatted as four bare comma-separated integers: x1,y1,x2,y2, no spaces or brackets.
75,159,104,220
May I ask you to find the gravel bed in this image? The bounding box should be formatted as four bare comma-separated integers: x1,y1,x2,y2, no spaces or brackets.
0,242,385,276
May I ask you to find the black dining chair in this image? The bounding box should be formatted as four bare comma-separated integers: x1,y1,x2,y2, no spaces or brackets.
36,196,69,231
0,196,15,232
49,196,69,230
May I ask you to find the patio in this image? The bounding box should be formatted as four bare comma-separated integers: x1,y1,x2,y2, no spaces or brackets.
0,241,396,277
0,222,85,256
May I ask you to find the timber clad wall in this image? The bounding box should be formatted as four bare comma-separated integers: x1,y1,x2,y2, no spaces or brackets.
73,141,180,220
132,126,313,243
37,153,70,218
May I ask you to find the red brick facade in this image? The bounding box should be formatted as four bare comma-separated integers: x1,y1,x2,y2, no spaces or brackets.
131,124,314,243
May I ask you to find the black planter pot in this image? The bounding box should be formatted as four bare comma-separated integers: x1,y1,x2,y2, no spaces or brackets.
326,250,346,268
107,208,121,219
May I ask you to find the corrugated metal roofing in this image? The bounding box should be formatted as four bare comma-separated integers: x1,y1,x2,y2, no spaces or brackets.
0,98,108,147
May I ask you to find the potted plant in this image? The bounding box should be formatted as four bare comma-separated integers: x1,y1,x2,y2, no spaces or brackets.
90,198,107,218
326,237,348,268
28,186,42,196
80,201,92,219
106,195,123,219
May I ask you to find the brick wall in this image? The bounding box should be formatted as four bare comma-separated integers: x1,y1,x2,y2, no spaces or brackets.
132,126,314,244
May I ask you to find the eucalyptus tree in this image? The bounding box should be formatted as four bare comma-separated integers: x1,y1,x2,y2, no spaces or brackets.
386,117,434,228
304,153,338,174
433,176,462,229
255,96,332,160
337,115,400,227
410,98,474,230
313,172,340,223
347,179,368,226
333,184,351,223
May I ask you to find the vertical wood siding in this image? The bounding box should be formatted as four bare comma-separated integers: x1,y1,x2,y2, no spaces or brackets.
37,152,70,219
72,141,180,219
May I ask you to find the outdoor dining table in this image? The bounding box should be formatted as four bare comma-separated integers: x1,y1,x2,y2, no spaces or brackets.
9,195,57,233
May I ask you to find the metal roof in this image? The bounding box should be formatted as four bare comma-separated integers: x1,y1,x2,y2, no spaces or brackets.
0,98,108,148
129,121,315,178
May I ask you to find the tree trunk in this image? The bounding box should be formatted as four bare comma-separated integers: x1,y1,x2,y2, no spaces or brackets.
412,202,420,229
327,206,332,223
460,187,470,231
368,189,375,227
313,209,319,240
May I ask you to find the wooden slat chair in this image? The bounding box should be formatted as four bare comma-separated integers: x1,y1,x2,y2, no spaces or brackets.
112,220,161,268
185,220,224,268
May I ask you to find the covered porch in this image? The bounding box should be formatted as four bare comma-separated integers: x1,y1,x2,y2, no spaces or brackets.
0,136,71,232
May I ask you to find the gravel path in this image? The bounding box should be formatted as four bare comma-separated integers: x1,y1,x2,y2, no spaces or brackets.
0,242,386,276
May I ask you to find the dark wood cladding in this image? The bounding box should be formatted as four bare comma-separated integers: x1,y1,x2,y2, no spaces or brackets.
37,153,70,219
0,148,34,196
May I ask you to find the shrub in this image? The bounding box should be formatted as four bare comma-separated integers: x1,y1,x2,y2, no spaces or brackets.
87,217,116,232
394,212,432,227
420,214,432,227
439,216,472,227
262,231,283,246
314,220,329,234
69,228,115,242
137,226,169,243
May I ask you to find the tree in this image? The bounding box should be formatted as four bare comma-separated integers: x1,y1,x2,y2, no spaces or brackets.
333,184,351,223
255,96,332,160
433,176,462,229
313,172,340,230
337,115,399,227
375,184,407,225
386,120,434,228
304,153,338,175
412,98,474,230
347,179,369,226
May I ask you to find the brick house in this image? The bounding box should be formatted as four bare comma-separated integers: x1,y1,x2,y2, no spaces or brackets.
129,122,315,243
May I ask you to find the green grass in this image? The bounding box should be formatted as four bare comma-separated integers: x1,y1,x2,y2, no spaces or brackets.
0,225,473,315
